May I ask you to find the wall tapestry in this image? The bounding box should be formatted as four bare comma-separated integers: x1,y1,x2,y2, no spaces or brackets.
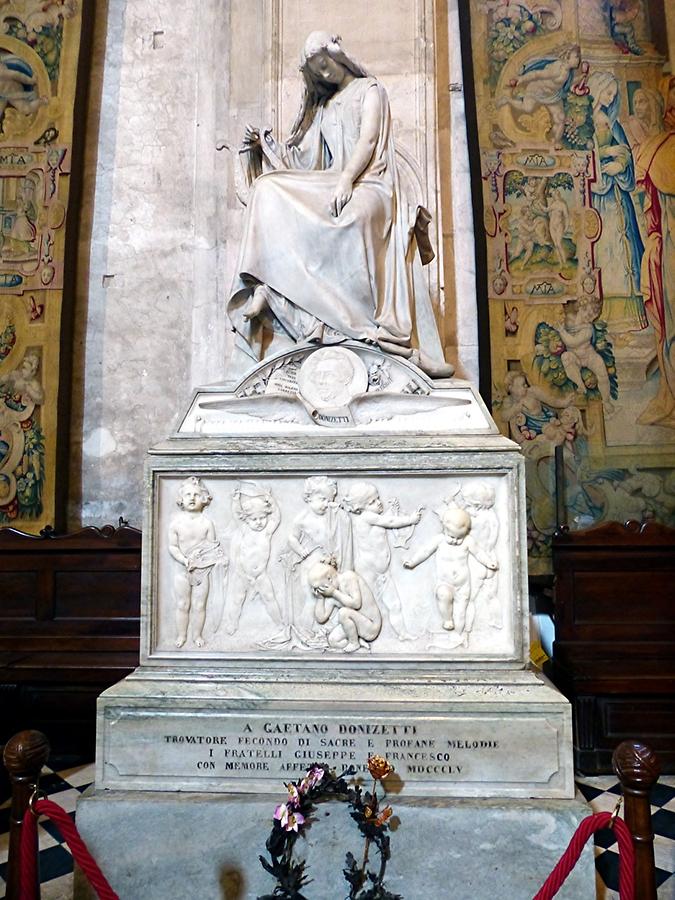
0,0,89,531
468,0,675,573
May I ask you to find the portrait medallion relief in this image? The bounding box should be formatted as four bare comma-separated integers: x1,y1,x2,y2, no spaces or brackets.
296,346,368,411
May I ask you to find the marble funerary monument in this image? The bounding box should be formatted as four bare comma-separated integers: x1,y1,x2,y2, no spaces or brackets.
77,16,590,899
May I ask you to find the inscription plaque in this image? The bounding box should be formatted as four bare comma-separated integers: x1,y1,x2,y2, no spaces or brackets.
101,708,567,798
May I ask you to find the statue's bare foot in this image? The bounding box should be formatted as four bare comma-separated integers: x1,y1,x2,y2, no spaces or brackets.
442,619,455,631
377,340,454,379
396,630,415,641
264,626,292,647
409,348,455,379
243,285,269,321
194,635,205,648
175,636,186,648
343,641,360,653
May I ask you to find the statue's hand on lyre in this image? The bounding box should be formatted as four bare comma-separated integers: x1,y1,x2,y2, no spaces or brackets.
242,124,262,149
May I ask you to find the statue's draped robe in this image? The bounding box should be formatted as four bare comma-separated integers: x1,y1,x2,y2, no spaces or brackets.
228,76,443,364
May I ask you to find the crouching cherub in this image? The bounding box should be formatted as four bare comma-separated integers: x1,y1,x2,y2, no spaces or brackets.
168,477,224,648
307,555,382,653
403,506,498,645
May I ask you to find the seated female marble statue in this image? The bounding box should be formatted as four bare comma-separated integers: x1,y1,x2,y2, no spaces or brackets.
228,31,454,379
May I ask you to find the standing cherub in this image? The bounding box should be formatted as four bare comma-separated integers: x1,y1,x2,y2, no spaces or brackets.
220,481,282,635
461,483,501,628
168,477,223,649
282,476,352,640
343,481,423,640
307,555,382,653
403,506,498,645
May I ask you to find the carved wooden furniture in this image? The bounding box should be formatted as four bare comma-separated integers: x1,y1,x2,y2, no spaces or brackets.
0,524,141,757
552,520,675,774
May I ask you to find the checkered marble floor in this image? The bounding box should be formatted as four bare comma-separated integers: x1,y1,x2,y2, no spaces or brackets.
577,774,675,899
0,763,673,898
0,756,95,900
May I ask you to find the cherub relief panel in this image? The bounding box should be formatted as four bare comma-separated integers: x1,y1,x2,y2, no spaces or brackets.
154,474,514,659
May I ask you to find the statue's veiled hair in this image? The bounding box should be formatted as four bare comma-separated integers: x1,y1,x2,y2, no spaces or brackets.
288,32,370,147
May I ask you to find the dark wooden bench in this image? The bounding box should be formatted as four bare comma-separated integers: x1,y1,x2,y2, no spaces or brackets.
0,523,141,759
552,520,675,774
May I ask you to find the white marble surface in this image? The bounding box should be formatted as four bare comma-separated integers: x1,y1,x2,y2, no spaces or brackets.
178,346,495,435
141,401,527,665
448,0,479,379
150,469,517,661
90,394,577,800
75,789,593,899
73,0,479,527
96,667,575,799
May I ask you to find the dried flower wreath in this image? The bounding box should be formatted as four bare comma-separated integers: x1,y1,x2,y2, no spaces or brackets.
258,756,401,900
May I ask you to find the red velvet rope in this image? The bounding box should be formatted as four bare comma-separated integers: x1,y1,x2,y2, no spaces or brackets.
533,811,635,900
19,804,38,899
20,798,119,900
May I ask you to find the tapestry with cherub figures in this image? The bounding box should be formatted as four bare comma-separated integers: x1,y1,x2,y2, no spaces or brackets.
469,0,675,572
0,1,87,530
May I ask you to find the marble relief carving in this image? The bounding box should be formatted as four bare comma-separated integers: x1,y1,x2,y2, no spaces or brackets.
343,482,422,641
220,482,283,637
281,476,352,647
404,505,498,648
157,475,508,658
462,482,502,629
308,555,382,652
168,478,223,649
296,348,368,410
196,346,468,430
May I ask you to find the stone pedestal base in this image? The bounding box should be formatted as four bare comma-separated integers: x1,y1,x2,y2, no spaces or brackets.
96,667,574,799
74,790,594,899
